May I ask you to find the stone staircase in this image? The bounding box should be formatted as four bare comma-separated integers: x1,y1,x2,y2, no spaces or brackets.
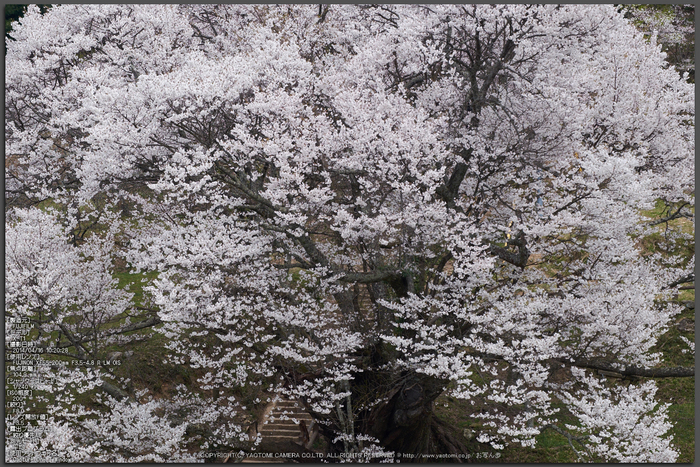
238,396,319,464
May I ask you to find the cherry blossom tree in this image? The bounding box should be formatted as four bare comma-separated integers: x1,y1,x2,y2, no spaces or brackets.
5,4,694,462
625,4,695,80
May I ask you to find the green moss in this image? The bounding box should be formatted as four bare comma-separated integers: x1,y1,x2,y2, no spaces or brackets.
667,401,695,463
113,269,159,307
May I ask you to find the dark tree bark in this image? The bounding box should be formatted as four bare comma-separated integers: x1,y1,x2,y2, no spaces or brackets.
569,358,695,378
298,343,471,462
361,372,457,457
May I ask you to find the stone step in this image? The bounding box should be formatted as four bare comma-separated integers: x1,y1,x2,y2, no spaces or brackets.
271,407,309,412
262,423,300,429
253,395,318,456
261,434,301,439
260,426,299,433
265,417,312,424
267,417,313,424
269,413,311,418
260,429,301,438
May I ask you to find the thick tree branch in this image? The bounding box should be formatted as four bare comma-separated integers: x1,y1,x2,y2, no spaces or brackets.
568,358,694,378
337,271,401,285
489,231,530,269
436,148,473,211
466,351,694,379
647,202,692,226
57,323,89,357
49,315,162,350
665,273,694,290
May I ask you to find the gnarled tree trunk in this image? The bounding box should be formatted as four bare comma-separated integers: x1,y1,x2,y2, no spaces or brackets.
301,363,470,462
